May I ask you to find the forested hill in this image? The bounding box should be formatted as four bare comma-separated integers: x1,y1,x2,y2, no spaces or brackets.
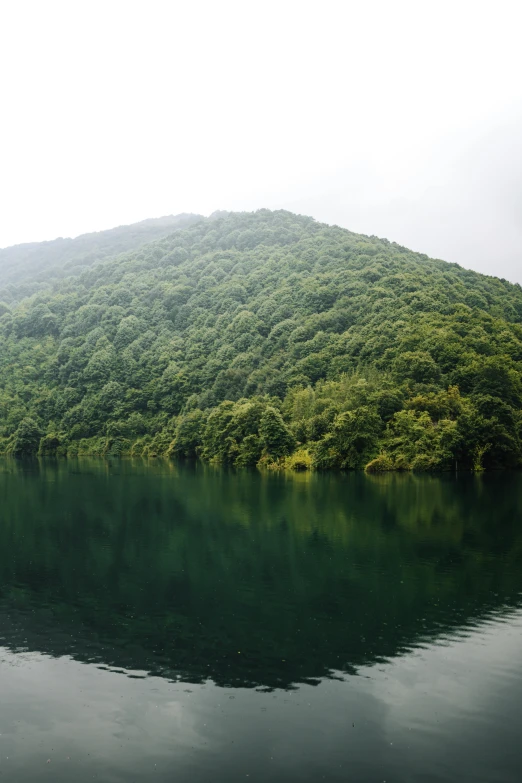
1,209,521,471
0,213,202,302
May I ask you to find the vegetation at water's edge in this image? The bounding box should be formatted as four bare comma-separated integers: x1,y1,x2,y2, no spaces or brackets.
1,210,521,471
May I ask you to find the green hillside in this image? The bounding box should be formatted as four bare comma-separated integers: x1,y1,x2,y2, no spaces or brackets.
1,209,521,471
0,212,202,303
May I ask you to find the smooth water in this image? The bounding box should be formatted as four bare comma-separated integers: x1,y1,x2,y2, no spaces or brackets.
0,460,521,782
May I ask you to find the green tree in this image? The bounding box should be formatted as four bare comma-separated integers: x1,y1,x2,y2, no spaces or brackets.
11,418,42,456
313,407,381,469
169,409,207,459
259,406,295,460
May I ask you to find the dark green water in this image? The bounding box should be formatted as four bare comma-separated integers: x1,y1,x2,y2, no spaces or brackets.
0,459,521,782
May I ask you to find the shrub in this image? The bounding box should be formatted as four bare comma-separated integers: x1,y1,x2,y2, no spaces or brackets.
365,453,394,472
285,448,313,471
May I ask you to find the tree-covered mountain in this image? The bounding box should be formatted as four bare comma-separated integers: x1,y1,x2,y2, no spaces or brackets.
0,212,202,303
1,209,521,470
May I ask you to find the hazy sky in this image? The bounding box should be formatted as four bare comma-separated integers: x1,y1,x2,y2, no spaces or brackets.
1,0,521,282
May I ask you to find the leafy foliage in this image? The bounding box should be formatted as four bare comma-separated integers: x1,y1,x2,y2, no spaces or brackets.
0,209,521,470
0,213,201,304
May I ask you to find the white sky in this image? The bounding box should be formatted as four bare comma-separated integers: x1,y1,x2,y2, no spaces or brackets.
1,0,521,281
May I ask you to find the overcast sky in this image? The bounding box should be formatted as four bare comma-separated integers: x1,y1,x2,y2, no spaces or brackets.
1,0,521,282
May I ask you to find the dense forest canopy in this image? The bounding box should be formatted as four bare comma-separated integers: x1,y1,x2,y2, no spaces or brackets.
0,209,521,470
0,212,202,303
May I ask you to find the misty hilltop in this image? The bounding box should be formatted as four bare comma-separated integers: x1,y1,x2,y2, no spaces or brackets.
0,209,521,471
0,213,203,301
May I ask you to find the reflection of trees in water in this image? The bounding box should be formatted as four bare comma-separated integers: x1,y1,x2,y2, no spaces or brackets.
0,458,521,689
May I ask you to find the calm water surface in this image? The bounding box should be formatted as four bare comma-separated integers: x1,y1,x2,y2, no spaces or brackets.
0,459,521,782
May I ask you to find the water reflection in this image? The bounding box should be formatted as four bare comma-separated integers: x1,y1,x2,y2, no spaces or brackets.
1,610,521,783
1,459,522,783
0,459,520,689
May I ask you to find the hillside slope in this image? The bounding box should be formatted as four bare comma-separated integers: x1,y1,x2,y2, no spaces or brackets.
0,213,202,303
0,209,521,470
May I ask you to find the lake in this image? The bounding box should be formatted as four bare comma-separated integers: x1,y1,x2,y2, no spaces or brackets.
0,459,521,782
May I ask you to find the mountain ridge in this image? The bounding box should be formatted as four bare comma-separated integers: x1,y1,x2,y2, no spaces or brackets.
0,212,203,301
